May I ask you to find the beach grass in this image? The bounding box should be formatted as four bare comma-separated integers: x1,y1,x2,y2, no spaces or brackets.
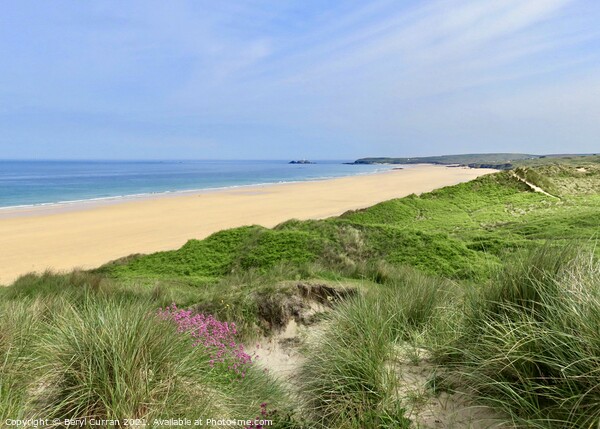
1,162,600,427
433,246,600,427
297,267,445,428
0,273,292,427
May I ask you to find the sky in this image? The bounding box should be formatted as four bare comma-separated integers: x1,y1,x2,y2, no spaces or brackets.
1,0,599,160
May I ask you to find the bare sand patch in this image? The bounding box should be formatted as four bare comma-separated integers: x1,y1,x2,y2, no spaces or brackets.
392,345,512,429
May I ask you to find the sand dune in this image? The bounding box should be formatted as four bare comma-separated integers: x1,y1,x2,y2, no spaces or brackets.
0,165,495,285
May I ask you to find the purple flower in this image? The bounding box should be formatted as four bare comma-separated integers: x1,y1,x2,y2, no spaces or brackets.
158,304,256,377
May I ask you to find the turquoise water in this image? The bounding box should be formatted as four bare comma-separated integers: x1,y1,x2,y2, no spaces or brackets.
0,160,392,208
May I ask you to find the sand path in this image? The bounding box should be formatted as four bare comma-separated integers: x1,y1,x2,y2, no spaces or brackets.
0,165,494,285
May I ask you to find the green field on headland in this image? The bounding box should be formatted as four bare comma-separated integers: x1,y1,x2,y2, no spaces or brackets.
1,159,600,428
353,152,600,170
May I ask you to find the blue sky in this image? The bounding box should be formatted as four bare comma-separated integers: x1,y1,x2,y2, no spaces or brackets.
1,0,599,160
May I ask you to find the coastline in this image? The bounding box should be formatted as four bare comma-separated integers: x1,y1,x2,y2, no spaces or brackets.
0,165,495,285
0,160,394,212
0,165,396,219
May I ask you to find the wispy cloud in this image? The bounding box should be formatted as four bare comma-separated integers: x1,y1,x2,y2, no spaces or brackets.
0,0,599,159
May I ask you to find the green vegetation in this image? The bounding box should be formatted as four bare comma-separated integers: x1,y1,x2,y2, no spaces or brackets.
354,152,537,168
353,152,600,170
1,161,599,427
436,247,600,427
0,273,290,427
100,166,600,286
298,269,447,428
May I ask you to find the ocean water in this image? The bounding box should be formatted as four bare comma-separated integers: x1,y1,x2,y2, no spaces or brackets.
0,160,392,208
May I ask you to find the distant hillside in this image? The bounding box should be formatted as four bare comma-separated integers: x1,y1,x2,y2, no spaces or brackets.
353,153,600,170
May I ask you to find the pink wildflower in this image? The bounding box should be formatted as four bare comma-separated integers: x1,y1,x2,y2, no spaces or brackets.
158,304,255,377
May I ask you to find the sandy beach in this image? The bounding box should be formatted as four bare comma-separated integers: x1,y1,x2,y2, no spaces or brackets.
0,165,495,285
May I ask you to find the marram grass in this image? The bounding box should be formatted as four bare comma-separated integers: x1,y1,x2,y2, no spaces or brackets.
437,247,600,428
0,277,290,427
296,267,445,428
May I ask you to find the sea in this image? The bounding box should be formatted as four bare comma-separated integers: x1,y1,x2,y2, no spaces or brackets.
0,160,393,209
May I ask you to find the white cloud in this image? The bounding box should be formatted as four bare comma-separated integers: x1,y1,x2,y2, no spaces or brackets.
2,0,599,157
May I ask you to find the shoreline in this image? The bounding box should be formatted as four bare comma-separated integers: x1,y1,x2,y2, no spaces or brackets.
0,165,496,285
0,165,397,219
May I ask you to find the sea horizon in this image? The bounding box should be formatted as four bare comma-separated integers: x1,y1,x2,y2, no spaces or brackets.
0,159,393,209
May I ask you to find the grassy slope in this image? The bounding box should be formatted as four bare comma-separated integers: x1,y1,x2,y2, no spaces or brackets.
1,162,599,428
100,165,600,284
90,164,600,346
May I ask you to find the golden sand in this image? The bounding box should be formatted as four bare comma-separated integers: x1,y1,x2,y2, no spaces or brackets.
0,165,495,285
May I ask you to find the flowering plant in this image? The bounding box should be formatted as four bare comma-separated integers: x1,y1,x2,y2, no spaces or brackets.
158,304,254,377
